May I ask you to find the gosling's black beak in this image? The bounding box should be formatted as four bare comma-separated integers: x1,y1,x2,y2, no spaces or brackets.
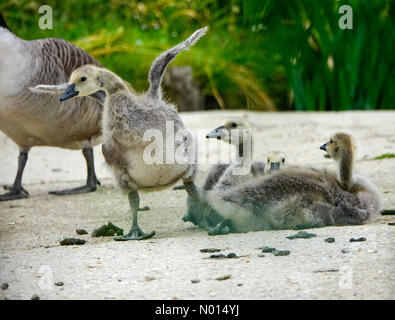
206,125,225,140
320,142,328,151
60,84,79,102
270,162,280,172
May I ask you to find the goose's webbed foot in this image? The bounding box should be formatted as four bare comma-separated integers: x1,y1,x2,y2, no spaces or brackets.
208,219,234,236
49,147,100,196
114,226,155,241
1,151,29,201
0,187,29,201
49,183,98,196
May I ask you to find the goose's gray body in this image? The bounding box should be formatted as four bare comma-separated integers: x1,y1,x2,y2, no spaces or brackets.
0,28,102,150
0,16,102,200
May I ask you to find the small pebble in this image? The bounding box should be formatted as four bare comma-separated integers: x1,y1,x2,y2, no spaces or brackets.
381,209,395,215
191,279,200,284
272,250,291,256
314,269,339,273
1,283,9,290
31,294,40,300
92,222,123,237
209,254,226,259
215,274,231,281
200,248,221,253
261,246,276,253
54,281,64,286
325,237,335,243
138,205,150,211
173,185,185,190
350,237,366,242
59,238,86,246
226,253,238,259
76,229,88,235
286,231,317,239
341,248,350,254
237,283,243,287
258,254,265,258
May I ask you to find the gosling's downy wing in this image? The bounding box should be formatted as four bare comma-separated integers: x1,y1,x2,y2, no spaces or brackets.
148,26,208,100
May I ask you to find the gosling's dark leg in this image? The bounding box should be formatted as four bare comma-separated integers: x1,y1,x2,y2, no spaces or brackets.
49,147,100,195
182,181,202,223
0,151,29,201
114,190,155,241
182,180,218,230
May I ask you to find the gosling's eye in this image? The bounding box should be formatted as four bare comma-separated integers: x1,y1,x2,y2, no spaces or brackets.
231,122,237,128
330,139,333,144
81,77,87,82
282,158,285,163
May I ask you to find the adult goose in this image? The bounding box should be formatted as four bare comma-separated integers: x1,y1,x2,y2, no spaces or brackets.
0,12,104,201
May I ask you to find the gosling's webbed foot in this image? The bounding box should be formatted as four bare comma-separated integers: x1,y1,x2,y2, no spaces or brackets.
208,219,234,236
182,211,198,225
49,183,97,196
114,226,155,241
0,188,29,201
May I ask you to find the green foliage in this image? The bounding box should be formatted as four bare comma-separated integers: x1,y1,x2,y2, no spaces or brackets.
372,153,395,160
1,0,393,111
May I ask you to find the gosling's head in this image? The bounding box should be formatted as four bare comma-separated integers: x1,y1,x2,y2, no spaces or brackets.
320,132,355,162
266,151,287,173
205,117,251,146
60,65,102,101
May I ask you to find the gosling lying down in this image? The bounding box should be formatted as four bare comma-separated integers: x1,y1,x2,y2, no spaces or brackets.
56,27,208,240
184,118,288,230
205,133,382,234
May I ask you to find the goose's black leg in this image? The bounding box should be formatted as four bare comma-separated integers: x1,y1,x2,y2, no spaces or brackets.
114,190,155,241
49,147,100,195
0,151,29,201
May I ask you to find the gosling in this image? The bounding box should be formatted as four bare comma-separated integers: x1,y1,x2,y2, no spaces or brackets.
58,27,208,240
184,117,288,231
206,132,382,233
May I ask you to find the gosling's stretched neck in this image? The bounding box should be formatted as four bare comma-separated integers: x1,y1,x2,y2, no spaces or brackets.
98,70,129,96
339,148,354,191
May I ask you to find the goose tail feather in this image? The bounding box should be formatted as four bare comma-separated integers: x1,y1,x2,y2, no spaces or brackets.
0,12,11,31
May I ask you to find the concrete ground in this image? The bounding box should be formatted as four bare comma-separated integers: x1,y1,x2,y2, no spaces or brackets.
0,110,394,300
